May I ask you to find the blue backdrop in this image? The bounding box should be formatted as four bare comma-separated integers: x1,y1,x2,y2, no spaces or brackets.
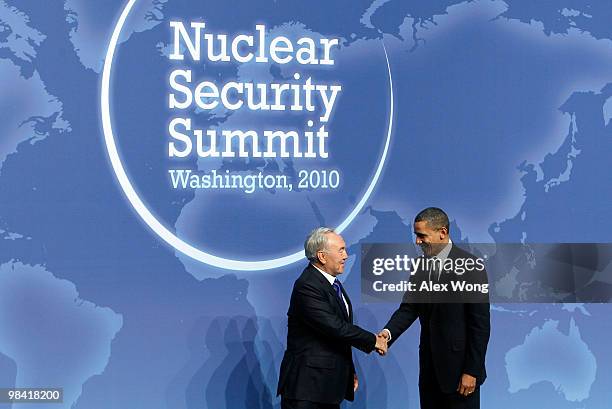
1,0,611,408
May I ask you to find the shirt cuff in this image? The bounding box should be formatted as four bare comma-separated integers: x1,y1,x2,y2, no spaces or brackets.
382,328,392,341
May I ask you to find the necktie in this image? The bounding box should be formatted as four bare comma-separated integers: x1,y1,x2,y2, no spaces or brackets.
429,257,440,282
332,279,343,300
333,279,349,317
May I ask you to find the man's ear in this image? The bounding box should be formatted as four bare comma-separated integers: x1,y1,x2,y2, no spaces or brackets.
439,227,448,241
317,251,326,265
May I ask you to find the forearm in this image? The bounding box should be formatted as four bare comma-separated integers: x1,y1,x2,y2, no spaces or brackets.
295,286,377,352
384,302,418,346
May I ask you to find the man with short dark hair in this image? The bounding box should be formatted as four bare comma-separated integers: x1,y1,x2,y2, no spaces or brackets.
380,208,490,409
277,227,388,409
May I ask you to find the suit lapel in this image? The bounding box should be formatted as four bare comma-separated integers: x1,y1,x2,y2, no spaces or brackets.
308,265,350,321
332,281,349,322
340,285,352,323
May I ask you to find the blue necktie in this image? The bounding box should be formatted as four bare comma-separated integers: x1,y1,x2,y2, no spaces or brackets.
332,279,343,301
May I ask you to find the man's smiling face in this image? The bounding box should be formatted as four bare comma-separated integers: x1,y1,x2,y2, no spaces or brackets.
318,232,348,276
414,220,448,257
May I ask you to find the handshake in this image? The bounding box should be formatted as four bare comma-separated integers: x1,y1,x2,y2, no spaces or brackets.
374,330,390,356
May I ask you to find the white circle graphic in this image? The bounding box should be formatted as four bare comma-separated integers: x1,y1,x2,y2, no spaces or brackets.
101,0,394,271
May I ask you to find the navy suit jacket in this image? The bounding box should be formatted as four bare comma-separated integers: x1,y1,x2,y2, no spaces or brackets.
277,264,376,404
384,245,490,393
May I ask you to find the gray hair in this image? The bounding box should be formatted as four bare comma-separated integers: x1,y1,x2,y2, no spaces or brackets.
304,227,335,262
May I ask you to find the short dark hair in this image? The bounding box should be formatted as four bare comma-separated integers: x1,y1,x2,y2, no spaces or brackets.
414,207,449,232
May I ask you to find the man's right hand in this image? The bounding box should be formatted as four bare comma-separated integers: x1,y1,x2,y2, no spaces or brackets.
378,329,390,341
375,334,388,356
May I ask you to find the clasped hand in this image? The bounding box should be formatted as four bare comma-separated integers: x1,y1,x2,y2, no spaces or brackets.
375,333,388,356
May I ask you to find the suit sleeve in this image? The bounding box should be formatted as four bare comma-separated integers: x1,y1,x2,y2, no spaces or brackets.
294,282,376,353
384,301,419,347
463,265,491,379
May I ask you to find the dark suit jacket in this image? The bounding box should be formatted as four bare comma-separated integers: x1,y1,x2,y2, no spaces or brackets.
384,245,490,394
277,264,376,404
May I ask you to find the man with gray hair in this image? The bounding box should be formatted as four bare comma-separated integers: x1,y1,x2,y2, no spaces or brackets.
277,227,388,409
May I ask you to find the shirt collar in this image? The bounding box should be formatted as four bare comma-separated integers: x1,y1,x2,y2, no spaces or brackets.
312,263,337,286
433,239,453,261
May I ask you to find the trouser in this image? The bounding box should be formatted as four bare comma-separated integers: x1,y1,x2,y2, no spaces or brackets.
419,356,480,409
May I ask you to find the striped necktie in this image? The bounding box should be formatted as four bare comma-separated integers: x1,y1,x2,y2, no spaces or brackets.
332,279,343,300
